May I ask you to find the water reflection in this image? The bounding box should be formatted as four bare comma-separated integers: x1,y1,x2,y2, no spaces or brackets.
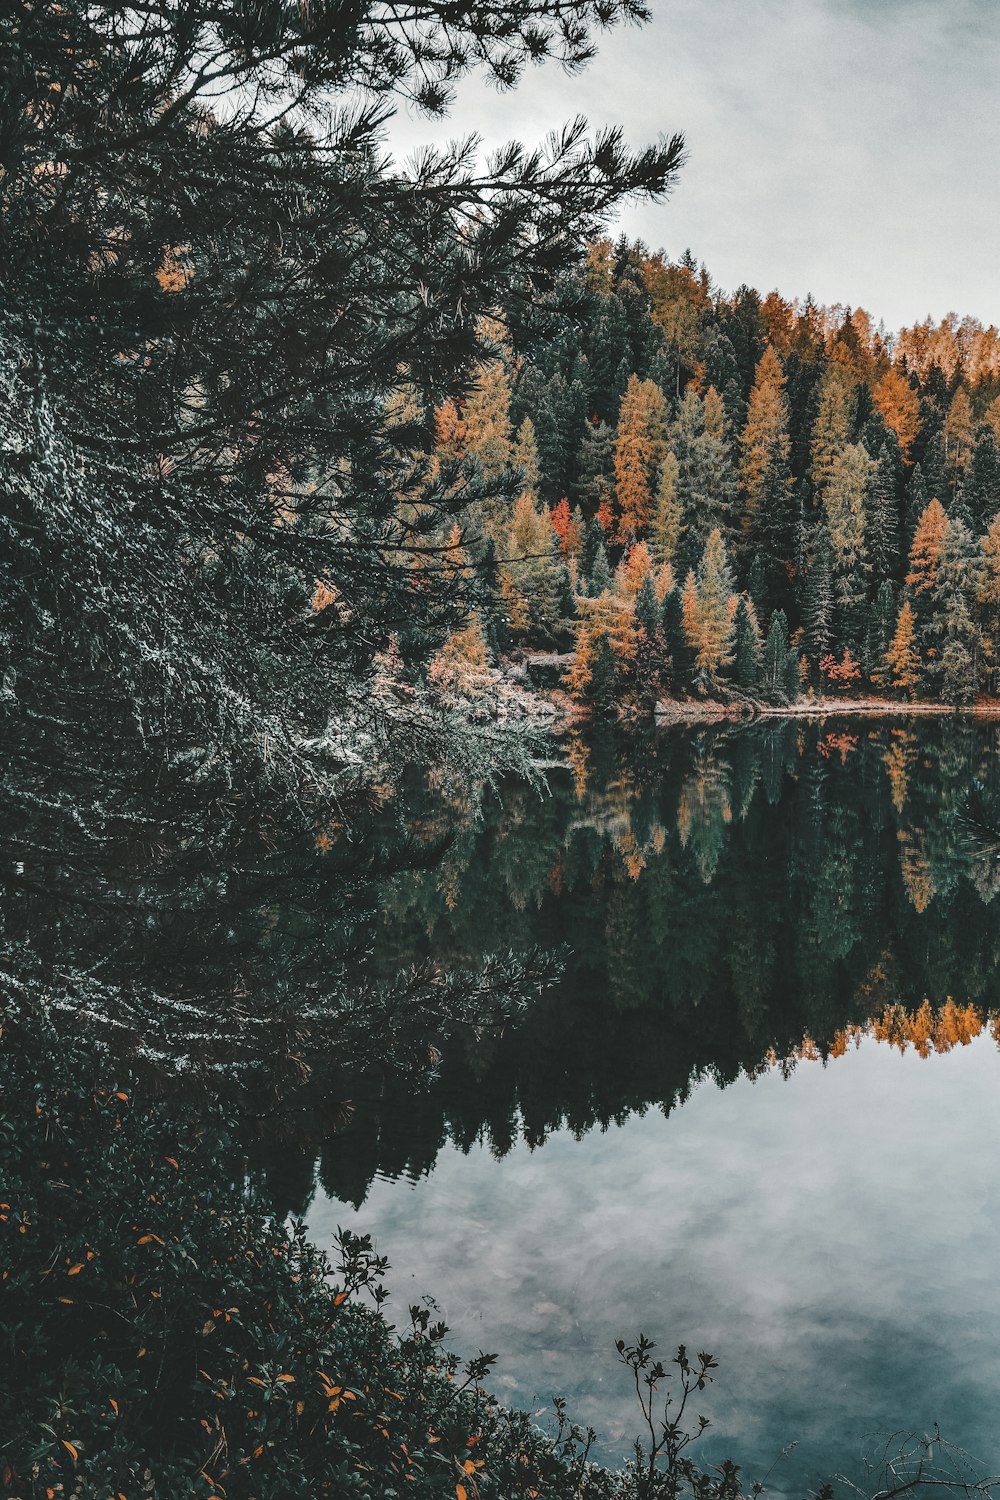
297,719,1000,1486
292,719,1000,1211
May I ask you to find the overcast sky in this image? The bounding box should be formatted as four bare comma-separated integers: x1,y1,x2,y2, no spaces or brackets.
390,0,1000,333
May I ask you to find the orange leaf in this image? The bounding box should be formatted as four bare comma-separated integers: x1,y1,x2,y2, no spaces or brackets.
334,1290,348,1305
456,1486,468,1500
67,1264,84,1275
62,1440,79,1462
275,1374,295,1384
110,1398,119,1416
164,1157,179,1169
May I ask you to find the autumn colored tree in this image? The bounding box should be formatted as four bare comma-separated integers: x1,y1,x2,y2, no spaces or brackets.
884,599,922,696
873,367,921,462
739,345,792,529
810,362,857,498
614,374,669,536
905,498,950,600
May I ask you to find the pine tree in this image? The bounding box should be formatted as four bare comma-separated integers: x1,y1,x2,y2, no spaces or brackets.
672,384,737,569
733,595,763,691
588,543,612,597
866,450,900,585
574,420,616,520
661,586,691,692
932,516,983,702
864,580,897,679
823,442,873,645
760,609,796,702
966,426,1000,531
801,526,835,666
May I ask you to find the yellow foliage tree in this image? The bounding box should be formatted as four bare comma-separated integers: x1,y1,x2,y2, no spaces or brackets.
739,344,790,526
614,374,668,536
884,599,921,696
873,367,921,462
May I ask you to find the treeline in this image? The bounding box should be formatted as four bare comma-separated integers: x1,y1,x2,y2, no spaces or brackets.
429,242,1000,708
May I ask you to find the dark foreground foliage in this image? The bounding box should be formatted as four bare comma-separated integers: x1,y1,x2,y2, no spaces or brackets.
1,1015,759,1500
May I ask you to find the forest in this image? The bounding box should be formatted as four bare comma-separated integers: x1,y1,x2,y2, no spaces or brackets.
5,0,1000,1495
436,243,1000,710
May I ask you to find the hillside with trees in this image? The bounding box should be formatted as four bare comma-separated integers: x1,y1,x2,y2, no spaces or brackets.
435,241,1000,711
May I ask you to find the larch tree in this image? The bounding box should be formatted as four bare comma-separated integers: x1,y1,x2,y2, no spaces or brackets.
809,362,857,499
873,367,922,463
739,344,792,528
614,374,669,536
823,442,873,644
688,528,738,694
651,450,684,567
884,599,922,697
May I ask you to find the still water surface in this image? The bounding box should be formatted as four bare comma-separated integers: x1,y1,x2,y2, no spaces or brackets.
307,721,1000,1489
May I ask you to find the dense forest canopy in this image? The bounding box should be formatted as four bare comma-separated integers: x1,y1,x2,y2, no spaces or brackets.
433,239,1000,708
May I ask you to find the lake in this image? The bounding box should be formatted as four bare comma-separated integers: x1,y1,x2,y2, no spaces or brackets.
302,718,1000,1492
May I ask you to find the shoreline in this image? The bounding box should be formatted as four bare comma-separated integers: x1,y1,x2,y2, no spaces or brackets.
653,697,1000,724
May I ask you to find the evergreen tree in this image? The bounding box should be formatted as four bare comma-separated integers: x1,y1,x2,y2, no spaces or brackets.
866,451,900,585
574,420,616,520
932,517,983,702
588,543,612,597
809,362,857,500
661,586,691,692
801,527,835,666
733,595,763,691
824,441,873,645
651,450,684,567
760,609,797,703
966,425,1000,531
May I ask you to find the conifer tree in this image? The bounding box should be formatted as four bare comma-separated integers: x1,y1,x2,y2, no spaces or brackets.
574,420,617,520
688,529,737,694
823,442,873,644
463,365,514,480
733,595,763,690
651,451,684,567
588,543,612,597
760,609,797,702
810,363,857,499
884,599,922,697
944,387,975,477
873,367,922,463
661,586,691,692
966,426,1000,531
801,527,835,665
739,345,792,531
932,517,983,702
614,374,669,535
866,451,900,585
